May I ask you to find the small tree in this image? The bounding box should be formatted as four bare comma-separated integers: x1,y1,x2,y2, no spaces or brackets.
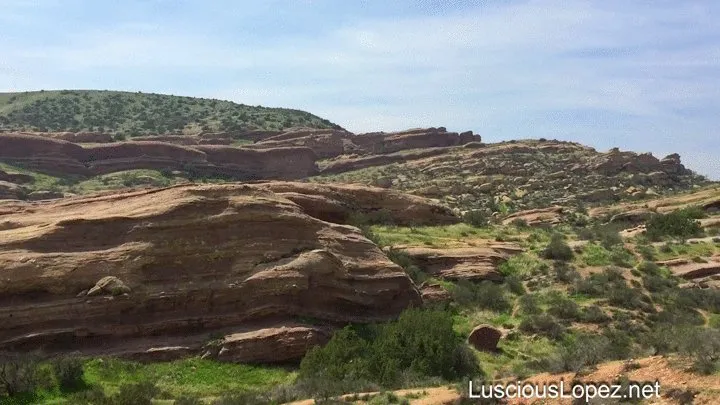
0,353,40,397
541,233,574,261
646,210,703,241
52,356,85,392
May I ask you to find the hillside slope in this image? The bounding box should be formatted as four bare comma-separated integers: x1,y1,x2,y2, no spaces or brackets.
0,90,341,136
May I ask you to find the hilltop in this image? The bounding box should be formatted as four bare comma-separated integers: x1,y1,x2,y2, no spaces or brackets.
0,90,341,136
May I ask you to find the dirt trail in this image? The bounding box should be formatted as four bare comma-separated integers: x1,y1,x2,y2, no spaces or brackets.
285,356,720,404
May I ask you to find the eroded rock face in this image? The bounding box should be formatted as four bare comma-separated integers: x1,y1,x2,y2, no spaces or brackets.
397,244,522,281
260,181,459,226
0,133,319,181
0,169,33,184
0,181,25,200
419,282,451,304
502,207,564,227
0,184,421,361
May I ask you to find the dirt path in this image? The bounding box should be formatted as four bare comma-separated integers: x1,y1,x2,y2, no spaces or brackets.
284,386,460,405
285,356,720,405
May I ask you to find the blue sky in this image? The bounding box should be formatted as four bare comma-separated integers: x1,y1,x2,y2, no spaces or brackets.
1,0,719,178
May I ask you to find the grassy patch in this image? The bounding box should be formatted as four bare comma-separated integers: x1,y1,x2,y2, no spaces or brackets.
368,224,500,248
580,243,612,266
83,357,295,398
654,242,717,261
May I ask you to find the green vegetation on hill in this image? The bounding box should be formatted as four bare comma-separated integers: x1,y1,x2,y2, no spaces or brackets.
0,90,341,136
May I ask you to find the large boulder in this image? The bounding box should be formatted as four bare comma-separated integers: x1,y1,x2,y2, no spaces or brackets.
468,325,502,352
213,324,331,363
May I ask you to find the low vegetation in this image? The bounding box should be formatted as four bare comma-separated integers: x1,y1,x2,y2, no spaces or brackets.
0,90,340,135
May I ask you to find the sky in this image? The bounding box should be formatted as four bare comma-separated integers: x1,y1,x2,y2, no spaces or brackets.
1,0,719,179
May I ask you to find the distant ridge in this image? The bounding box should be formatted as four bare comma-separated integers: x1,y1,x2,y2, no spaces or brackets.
0,90,341,137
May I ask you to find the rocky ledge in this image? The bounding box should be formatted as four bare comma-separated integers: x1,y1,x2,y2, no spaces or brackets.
0,182,449,362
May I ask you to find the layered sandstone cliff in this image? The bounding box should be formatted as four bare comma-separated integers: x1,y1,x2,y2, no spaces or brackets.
0,183,439,362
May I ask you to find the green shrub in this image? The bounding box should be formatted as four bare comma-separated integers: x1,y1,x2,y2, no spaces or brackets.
386,249,426,284
553,262,580,283
504,275,526,296
683,328,720,375
546,294,582,321
510,218,529,228
114,381,159,405
595,225,624,249
541,233,574,261
581,243,612,266
463,210,489,227
0,353,40,398
609,246,635,268
581,305,611,323
300,327,371,384
451,281,512,312
519,314,566,340
51,356,85,392
299,309,479,390
646,210,703,241
518,294,542,316
637,261,662,276
636,244,656,261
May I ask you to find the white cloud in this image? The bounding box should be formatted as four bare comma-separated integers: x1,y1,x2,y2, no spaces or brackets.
0,0,718,178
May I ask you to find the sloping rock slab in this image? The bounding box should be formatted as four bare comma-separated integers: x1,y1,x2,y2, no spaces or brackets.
260,181,459,226
399,244,522,281
215,325,331,363
658,257,720,280
502,207,564,227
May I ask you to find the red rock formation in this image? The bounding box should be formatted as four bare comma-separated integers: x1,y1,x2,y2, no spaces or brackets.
260,181,459,226
502,207,565,227
396,244,522,281
0,184,421,361
195,146,318,179
84,142,207,174
0,133,90,175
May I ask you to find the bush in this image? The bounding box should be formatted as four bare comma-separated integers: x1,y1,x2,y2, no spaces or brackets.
386,249,426,284
609,246,635,268
450,281,512,312
637,261,662,276
681,328,720,374
553,262,580,283
595,225,624,249
646,211,703,241
581,305,611,323
299,309,479,390
463,210,489,227
519,314,566,340
51,356,85,392
546,294,582,321
518,294,542,315
504,275,526,296
541,233,573,261
114,381,159,405
0,353,40,397
636,244,656,261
